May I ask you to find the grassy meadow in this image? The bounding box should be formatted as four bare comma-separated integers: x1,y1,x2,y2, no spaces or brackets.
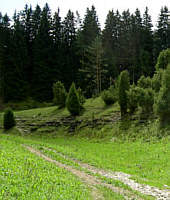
0,97,170,199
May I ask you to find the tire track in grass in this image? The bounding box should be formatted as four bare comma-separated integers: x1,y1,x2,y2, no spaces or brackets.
23,145,141,200
43,147,170,200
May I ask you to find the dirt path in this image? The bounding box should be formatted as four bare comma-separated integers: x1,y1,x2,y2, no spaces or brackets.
44,147,170,200
23,145,143,200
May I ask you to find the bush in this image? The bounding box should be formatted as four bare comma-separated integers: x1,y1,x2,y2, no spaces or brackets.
101,90,116,105
156,48,170,70
138,87,154,116
66,83,81,116
3,108,16,130
127,85,139,114
77,87,85,108
53,81,67,108
137,75,152,89
109,78,119,102
119,70,130,117
156,64,170,127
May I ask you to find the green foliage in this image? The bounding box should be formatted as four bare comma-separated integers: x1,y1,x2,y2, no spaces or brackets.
137,75,152,89
101,90,116,105
137,75,155,117
66,83,81,116
152,69,164,93
101,82,119,106
119,70,130,117
138,87,154,115
77,87,85,108
3,108,16,130
156,49,170,70
127,85,139,114
53,81,67,108
156,64,170,127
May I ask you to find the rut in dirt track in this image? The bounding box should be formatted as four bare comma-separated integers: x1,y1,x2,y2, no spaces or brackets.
43,147,170,200
23,145,143,200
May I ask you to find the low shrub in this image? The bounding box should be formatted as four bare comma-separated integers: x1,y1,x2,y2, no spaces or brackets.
137,75,152,89
3,108,16,130
101,90,116,105
138,87,154,117
127,85,139,114
53,81,67,108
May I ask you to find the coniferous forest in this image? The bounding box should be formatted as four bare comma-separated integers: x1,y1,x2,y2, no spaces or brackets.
0,3,169,103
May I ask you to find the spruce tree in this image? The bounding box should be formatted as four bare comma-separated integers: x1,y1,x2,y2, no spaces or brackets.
32,3,53,101
140,7,154,76
154,6,170,61
66,83,81,116
119,70,130,117
102,10,119,83
80,36,105,96
79,5,100,48
62,10,78,89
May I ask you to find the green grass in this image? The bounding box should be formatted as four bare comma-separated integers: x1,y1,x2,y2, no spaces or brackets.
0,135,91,200
1,128,169,190
0,97,170,199
97,186,125,200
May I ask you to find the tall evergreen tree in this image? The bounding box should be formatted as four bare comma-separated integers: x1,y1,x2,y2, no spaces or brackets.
140,7,154,76
154,6,170,61
62,10,79,89
32,3,54,101
102,10,119,82
80,36,105,96
78,5,100,48
51,8,63,82
0,13,11,102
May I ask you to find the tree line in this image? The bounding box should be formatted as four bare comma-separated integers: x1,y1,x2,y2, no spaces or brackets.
0,3,169,103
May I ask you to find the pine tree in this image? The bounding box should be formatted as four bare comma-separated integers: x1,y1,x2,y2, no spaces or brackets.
79,5,100,48
0,13,11,102
62,10,78,89
102,10,119,83
80,36,105,96
77,6,101,92
66,83,81,116
154,6,170,61
32,3,54,101
140,7,154,76
51,9,63,83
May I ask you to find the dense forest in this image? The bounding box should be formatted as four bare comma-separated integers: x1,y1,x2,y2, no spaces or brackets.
0,3,169,103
